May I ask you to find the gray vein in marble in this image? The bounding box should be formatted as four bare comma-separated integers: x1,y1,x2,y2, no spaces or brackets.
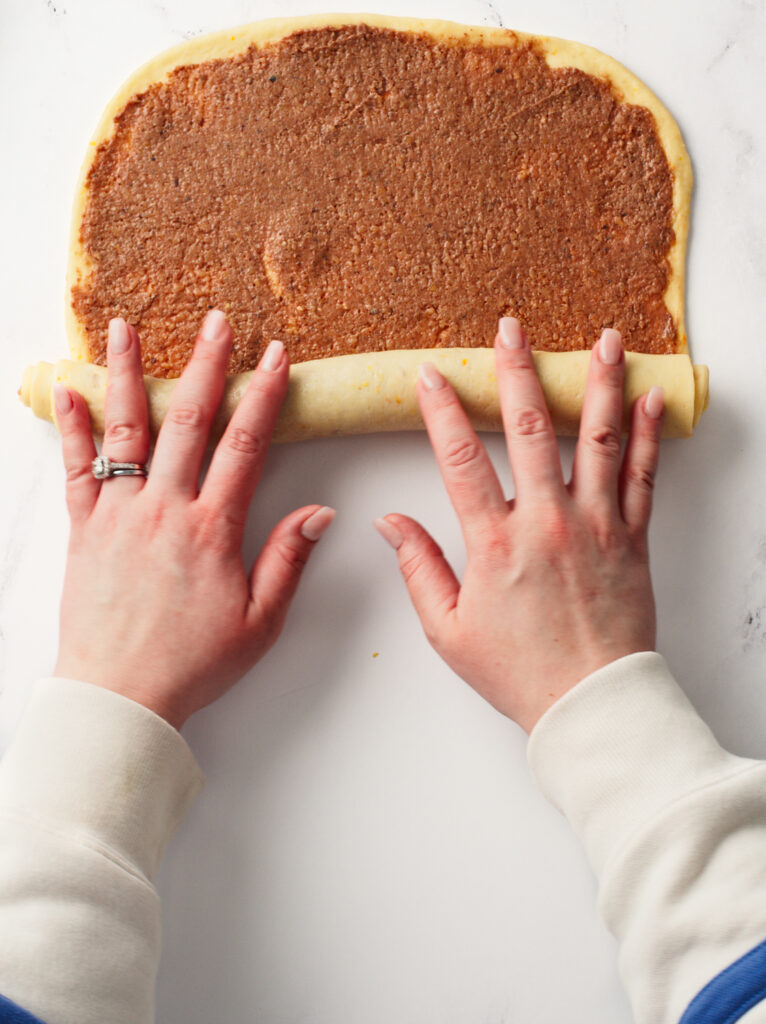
707,38,735,72
482,1001,512,1024
480,1,504,28
721,123,756,197
148,2,207,43
45,0,67,13
743,609,764,651
739,537,766,652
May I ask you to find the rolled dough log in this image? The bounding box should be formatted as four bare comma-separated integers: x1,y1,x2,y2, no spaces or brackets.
20,349,708,442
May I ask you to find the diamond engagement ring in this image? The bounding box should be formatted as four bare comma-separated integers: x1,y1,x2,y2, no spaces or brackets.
91,455,148,480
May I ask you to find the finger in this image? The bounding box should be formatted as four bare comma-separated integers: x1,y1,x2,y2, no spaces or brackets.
99,318,150,501
620,387,664,532
198,340,288,535
416,363,508,540
569,330,625,514
494,318,566,505
54,384,99,523
374,514,459,648
148,310,232,497
247,505,336,635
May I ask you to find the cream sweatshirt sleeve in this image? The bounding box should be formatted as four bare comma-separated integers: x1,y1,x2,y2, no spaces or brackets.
2,659,765,1024
0,677,204,1024
528,651,766,1024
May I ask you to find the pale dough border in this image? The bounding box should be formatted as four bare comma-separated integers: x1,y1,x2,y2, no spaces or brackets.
65,11,692,363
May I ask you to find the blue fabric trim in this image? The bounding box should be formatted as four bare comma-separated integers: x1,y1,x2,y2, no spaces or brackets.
0,995,45,1024
680,937,766,1024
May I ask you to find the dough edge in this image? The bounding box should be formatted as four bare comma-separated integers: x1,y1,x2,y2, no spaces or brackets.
65,11,692,365
20,349,709,441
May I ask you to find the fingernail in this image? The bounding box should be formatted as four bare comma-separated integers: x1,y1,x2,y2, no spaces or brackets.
201,309,229,344
644,386,665,420
374,517,404,550
300,506,336,542
53,383,72,416
260,339,284,372
418,362,445,391
498,317,525,349
108,318,131,354
598,328,622,366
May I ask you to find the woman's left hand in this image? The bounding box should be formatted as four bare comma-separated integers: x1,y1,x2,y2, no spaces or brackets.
53,311,334,730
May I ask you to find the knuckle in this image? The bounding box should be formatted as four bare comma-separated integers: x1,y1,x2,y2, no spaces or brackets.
136,493,167,535
193,343,228,367
625,463,656,494
474,527,511,564
512,407,549,439
593,522,624,553
443,437,482,470
65,462,94,487
104,419,141,445
425,384,457,412
540,504,570,546
168,400,206,429
226,426,262,458
399,551,426,585
505,349,535,373
195,505,244,548
399,544,440,586
598,366,625,391
251,373,280,396
585,425,622,459
637,418,663,450
274,538,309,574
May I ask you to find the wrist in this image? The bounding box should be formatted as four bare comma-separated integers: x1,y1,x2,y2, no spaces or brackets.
53,656,188,731
518,641,656,734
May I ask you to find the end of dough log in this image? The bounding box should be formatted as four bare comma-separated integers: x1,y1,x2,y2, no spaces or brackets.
19,350,709,443
692,364,709,429
19,361,56,423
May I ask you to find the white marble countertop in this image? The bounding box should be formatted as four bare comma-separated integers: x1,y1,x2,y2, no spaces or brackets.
1,0,765,1020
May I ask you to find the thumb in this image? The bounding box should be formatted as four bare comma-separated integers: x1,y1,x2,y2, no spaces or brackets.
374,514,459,648
248,504,336,634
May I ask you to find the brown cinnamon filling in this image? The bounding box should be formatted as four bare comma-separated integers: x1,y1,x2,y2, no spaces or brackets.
73,25,677,377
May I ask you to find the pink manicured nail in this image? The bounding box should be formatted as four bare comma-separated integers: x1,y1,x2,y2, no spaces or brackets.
53,383,72,415
598,328,622,365
374,517,404,550
260,339,285,372
300,506,336,542
201,309,229,344
108,318,130,354
644,386,665,420
418,362,445,391
498,317,525,349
